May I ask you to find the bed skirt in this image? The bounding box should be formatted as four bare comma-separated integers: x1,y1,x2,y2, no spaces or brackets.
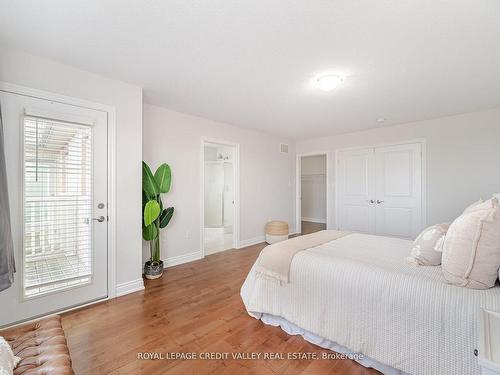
259,313,408,375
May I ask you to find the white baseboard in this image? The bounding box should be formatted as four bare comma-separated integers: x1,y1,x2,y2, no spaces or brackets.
116,278,145,297
301,217,326,224
117,252,203,297
238,232,302,249
164,250,203,268
238,235,265,248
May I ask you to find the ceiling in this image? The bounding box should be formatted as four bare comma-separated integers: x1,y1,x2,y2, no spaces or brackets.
1,0,499,139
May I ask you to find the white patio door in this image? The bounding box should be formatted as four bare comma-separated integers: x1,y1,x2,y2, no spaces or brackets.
0,91,108,326
337,142,422,239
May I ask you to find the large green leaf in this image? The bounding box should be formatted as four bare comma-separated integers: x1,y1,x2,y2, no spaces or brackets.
154,163,172,193
142,162,160,198
142,190,148,210
142,223,158,241
159,207,174,228
144,200,161,226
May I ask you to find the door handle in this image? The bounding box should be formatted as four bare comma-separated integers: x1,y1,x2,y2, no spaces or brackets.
376,200,384,204
92,216,106,222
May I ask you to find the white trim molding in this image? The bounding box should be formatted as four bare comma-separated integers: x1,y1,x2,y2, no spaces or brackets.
238,236,266,248
164,250,203,268
116,279,145,297
239,232,300,249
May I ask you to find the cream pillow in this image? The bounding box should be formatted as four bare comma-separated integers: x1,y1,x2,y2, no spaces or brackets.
463,198,484,213
406,223,450,265
441,198,500,289
463,198,483,213
0,337,20,375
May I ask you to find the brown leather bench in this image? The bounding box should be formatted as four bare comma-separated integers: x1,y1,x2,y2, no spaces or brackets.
0,315,74,375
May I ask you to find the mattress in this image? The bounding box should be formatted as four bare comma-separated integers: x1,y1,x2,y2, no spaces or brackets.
240,233,500,375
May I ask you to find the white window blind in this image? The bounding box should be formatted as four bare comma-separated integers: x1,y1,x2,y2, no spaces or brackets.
23,116,93,298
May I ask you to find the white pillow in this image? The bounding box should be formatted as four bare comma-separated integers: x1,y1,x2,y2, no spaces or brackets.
406,223,450,266
0,337,20,375
441,198,500,289
463,198,483,213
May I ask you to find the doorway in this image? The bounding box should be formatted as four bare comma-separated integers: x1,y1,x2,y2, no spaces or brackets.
202,140,239,255
296,153,328,235
0,87,111,326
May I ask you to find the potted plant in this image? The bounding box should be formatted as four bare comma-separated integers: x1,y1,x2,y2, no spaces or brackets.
142,161,174,279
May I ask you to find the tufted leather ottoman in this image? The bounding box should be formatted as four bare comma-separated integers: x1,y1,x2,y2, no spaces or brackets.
0,315,74,375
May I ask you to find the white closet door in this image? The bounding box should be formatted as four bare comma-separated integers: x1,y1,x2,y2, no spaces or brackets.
374,143,422,239
337,149,375,233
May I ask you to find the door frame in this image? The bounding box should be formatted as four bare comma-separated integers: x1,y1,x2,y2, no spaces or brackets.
0,81,118,301
200,137,240,256
296,151,330,234
334,139,427,232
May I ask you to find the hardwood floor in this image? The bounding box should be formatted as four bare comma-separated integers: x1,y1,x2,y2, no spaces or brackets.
301,221,326,235
62,241,378,375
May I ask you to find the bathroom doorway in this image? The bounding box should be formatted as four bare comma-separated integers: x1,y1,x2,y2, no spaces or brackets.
202,140,239,255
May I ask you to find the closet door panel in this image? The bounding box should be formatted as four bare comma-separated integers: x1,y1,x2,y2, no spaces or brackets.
337,149,375,233
374,143,422,239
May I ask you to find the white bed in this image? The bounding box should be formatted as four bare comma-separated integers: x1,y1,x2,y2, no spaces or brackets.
240,233,500,375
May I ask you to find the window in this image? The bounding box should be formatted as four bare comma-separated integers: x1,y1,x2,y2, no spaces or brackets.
23,116,93,298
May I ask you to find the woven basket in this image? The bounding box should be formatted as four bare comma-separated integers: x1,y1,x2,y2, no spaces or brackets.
265,221,289,244
265,221,289,235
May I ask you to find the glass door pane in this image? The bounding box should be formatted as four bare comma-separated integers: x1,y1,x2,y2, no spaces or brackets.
23,117,93,298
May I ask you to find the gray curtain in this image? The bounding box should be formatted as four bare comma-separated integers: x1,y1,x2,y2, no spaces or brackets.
0,102,15,292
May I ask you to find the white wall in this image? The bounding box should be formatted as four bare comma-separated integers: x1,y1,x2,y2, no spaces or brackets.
0,46,143,291
301,155,326,223
296,108,500,228
143,104,294,264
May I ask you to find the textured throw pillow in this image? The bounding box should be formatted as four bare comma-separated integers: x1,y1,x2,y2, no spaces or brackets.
0,337,20,375
441,198,500,289
463,198,484,213
431,199,485,254
406,223,450,265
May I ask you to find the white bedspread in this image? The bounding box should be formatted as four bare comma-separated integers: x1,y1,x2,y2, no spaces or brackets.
241,233,500,375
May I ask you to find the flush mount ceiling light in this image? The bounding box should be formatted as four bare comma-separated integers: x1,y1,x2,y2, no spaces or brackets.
315,74,344,91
